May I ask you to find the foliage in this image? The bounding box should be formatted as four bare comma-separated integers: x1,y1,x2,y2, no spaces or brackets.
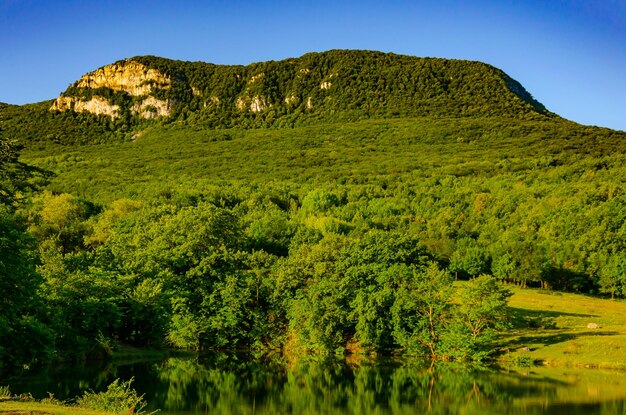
1,50,551,145
597,254,626,299
442,275,512,361
0,127,49,204
391,263,454,357
0,132,53,368
75,378,153,415
1,51,626,365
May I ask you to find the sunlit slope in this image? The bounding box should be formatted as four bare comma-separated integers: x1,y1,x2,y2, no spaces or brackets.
503,287,626,369
1,50,555,146
20,117,626,202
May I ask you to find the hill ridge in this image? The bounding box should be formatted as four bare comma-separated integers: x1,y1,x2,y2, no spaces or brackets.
50,50,550,126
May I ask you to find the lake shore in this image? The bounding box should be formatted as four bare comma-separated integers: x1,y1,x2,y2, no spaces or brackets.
103,285,626,370
0,398,112,415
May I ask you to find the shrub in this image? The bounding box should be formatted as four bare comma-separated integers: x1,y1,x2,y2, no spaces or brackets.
76,378,154,415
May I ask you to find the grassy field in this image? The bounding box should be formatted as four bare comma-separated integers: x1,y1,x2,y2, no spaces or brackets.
500,287,626,369
0,400,111,415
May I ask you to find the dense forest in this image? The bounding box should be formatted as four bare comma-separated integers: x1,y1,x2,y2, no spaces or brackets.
1,50,625,369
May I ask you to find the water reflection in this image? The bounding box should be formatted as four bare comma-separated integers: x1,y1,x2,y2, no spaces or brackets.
3,354,626,414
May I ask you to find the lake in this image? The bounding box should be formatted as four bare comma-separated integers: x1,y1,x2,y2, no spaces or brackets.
3,354,626,414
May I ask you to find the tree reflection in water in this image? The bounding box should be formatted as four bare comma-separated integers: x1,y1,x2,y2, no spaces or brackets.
4,354,626,414
144,354,626,415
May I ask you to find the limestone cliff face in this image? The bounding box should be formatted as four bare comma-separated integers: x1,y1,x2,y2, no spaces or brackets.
131,96,172,118
236,95,269,113
50,59,172,119
51,95,121,119
76,59,171,96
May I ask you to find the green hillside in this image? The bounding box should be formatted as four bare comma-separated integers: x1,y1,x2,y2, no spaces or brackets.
2,50,551,145
125,50,549,122
1,50,625,369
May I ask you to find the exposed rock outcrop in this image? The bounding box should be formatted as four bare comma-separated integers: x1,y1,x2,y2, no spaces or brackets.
131,96,172,119
51,95,120,119
236,95,269,112
76,60,171,96
50,59,172,119
284,95,299,106
248,73,265,84
50,96,74,112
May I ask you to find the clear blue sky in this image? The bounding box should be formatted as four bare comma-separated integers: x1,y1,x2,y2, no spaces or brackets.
1,0,624,130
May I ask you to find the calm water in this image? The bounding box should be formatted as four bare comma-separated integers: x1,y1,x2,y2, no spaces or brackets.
3,354,626,415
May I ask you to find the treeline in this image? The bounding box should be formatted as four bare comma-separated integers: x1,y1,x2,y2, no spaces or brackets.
17,116,626,297
6,186,511,367
0,102,126,146
5,163,626,368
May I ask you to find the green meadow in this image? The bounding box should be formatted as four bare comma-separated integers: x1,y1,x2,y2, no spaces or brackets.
503,287,626,369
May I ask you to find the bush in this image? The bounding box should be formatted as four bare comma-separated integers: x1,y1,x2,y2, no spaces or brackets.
76,378,154,415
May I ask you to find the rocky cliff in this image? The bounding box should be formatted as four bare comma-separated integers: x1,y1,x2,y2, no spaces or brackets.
75,59,171,95
50,59,173,119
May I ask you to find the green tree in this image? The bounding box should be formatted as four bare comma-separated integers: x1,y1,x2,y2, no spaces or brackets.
391,263,454,359
27,191,97,254
443,275,512,361
599,254,626,300
0,132,52,367
0,131,45,205
449,238,489,279
491,253,516,283
0,212,54,367
107,202,261,350
283,235,351,353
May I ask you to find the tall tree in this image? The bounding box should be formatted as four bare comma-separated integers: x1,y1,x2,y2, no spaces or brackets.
0,131,52,367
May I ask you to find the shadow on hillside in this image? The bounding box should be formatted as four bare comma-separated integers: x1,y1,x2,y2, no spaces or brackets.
509,307,598,319
508,307,598,331
503,330,619,350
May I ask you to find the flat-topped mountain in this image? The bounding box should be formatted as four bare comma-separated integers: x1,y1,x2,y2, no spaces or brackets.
49,50,549,126
4,50,626,370
10,50,622,148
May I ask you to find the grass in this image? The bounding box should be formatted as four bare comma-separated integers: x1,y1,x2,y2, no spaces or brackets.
0,378,152,415
0,400,113,415
500,286,626,369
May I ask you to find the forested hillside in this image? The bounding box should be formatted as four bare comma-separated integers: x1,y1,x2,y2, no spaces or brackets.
0,50,625,369
2,50,550,145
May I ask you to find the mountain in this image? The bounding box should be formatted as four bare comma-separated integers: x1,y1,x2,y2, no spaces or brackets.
1,50,557,145
51,49,549,122
3,50,626,365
